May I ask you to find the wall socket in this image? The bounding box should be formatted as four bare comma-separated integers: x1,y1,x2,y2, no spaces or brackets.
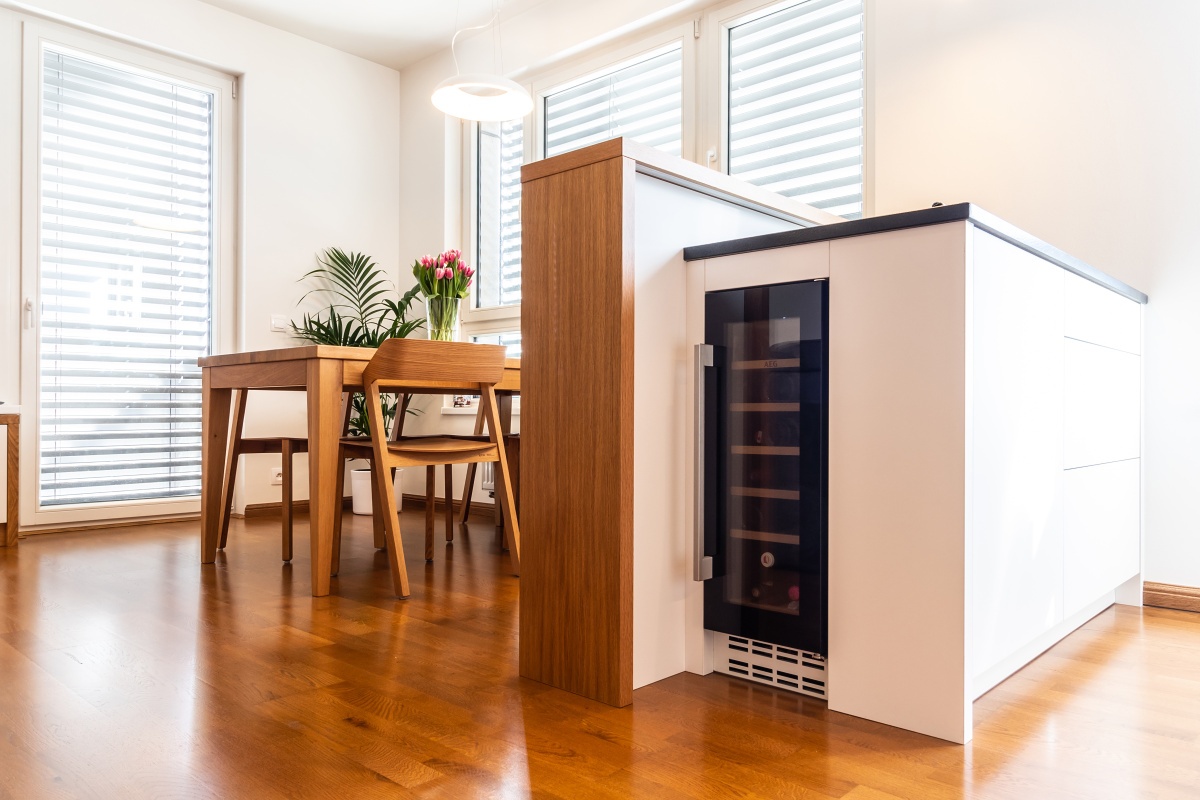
270,467,283,486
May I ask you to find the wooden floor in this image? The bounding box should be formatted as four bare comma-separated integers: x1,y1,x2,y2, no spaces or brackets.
2,512,1199,800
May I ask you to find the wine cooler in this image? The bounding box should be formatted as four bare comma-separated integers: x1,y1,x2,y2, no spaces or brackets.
696,279,828,696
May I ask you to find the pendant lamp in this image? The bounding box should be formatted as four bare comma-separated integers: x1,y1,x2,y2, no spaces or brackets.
432,2,532,122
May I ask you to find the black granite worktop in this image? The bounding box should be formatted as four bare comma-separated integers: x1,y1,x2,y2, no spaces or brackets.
682,202,1147,304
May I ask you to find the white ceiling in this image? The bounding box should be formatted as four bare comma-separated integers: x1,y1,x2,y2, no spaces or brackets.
196,0,549,71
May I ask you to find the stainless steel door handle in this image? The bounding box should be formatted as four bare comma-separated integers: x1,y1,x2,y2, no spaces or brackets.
694,343,714,581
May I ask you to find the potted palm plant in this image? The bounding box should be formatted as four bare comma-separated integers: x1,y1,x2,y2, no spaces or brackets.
291,247,423,513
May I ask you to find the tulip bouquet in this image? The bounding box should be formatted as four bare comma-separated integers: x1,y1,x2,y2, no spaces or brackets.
412,249,474,341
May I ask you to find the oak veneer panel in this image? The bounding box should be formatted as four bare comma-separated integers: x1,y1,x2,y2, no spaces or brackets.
519,153,635,707
1,415,18,547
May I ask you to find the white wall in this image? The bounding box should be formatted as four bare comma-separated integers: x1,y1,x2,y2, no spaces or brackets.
868,0,1198,588
0,0,401,511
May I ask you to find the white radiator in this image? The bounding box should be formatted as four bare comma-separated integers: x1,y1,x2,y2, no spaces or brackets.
480,462,495,492
712,632,827,700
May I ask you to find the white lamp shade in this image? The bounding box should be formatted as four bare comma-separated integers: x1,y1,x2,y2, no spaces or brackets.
431,73,532,122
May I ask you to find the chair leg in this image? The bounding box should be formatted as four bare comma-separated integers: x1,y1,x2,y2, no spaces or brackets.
281,440,294,563
425,465,435,562
444,464,454,543
331,448,346,576
218,389,248,550
374,457,410,599
370,461,386,550
483,387,521,575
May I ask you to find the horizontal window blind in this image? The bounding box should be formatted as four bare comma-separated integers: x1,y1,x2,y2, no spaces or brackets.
471,331,523,358
477,120,523,308
544,45,683,158
39,46,214,507
728,0,864,218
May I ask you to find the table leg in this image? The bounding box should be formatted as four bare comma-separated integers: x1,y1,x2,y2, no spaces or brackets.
458,404,486,524
484,389,520,575
495,394,515,544
307,358,343,597
201,370,233,564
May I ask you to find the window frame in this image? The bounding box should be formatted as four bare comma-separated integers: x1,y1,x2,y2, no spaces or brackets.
19,20,238,528
462,0,872,343
460,22,696,344
704,0,871,215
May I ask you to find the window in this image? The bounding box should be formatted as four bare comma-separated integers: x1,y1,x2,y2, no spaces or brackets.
477,120,524,308
543,45,683,159
727,0,865,218
24,28,233,518
468,0,868,332
471,42,685,317
472,331,523,358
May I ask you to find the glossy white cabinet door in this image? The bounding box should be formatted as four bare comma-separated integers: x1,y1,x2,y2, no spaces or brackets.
1065,271,1141,355
1064,459,1141,617
1064,339,1141,469
970,230,1065,677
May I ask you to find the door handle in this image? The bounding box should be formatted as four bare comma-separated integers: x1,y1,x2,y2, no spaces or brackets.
23,297,33,330
694,343,714,581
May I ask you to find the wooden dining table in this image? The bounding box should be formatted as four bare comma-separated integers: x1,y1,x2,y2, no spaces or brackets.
198,345,520,596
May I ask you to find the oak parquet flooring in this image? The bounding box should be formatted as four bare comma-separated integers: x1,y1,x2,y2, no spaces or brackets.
2,512,1200,798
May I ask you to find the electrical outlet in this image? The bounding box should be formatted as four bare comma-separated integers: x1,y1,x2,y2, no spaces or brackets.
270,467,283,486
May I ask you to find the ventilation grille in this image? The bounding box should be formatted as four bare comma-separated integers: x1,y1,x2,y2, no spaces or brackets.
713,632,827,700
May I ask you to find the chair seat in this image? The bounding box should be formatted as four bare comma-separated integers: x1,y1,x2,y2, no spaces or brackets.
391,436,496,458
340,435,495,457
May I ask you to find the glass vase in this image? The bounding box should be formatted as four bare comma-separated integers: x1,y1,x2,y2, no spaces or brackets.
425,296,460,342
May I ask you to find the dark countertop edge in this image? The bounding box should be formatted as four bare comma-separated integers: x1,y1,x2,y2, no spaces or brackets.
682,202,1148,305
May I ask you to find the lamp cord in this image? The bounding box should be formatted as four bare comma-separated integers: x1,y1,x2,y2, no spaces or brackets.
450,8,501,76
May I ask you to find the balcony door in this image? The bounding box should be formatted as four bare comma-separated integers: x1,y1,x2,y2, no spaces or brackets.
20,23,235,527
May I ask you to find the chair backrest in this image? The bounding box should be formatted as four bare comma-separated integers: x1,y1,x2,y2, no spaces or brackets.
362,338,507,392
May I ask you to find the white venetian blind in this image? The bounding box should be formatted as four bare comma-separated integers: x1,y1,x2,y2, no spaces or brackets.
38,46,214,507
477,120,523,308
544,44,683,158
728,0,864,218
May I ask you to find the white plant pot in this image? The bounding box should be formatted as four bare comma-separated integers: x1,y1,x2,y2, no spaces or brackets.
349,467,403,516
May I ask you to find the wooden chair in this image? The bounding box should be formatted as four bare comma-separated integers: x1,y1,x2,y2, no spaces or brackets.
356,338,519,598
217,390,308,561
329,392,431,575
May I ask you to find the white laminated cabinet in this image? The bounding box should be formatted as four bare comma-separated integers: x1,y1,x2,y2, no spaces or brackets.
686,204,1145,744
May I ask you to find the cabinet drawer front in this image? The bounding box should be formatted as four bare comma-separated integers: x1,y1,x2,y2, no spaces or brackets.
1064,339,1140,469
705,241,829,292
1065,271,1141,354
1064,459,1140,617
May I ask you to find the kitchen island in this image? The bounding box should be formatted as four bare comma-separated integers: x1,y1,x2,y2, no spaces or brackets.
684,204,1146,743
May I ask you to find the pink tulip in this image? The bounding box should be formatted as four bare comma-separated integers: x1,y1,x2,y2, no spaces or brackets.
420,255,434,268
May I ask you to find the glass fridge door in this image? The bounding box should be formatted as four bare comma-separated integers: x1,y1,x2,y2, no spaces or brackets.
703,279,827,654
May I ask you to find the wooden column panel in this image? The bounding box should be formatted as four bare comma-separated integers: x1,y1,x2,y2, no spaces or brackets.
519,152,635,707
1,415,18,547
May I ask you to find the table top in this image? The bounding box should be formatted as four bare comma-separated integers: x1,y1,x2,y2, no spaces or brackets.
199,345,520,394
200,345,519,370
